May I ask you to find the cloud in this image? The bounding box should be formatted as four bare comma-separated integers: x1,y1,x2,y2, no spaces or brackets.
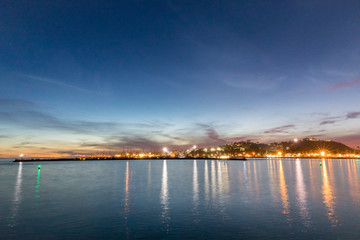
157,132,183,141
226,137,247,142
264,125,295,134
0,98,119,134
81,136,167,151
56,150,90,156
18,74,97,94
318,111,360,125
1,98,227,151
320,120,337,125
11,142,36,149
196,123,227,145
222,75,286,91
328,78,360,91
1,99,237,154
303,134,327,139
0,109,117,134
113,136,164,150
78,123,229,152
135,120,174,129
346,112,360,119
0,98,36,110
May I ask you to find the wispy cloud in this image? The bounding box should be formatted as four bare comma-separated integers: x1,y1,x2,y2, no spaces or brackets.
56,150,87,156
0,109,118,134
328,78,360,91
196,123,227,145
304,134,327,139
0,98,36,109
318,111,360,125
78,123,229,152
320,120,337,125
82,136,166,151
18,74,97,94
0,98,119,134
222,74,286,91
318,115,342,125
226,137,247,142
346,112,360,119
264,125,295,134
1,98,234,152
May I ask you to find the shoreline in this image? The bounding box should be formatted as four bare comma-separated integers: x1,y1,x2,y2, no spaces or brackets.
13,156,359,162
13,157,244,162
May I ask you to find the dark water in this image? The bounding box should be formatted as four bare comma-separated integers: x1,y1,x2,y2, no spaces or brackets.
1,158,360,239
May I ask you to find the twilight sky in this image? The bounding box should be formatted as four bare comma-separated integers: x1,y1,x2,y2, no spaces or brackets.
1,1,360,157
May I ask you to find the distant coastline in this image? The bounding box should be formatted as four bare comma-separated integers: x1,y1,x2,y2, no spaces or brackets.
13,156,359,162
13,157,231,162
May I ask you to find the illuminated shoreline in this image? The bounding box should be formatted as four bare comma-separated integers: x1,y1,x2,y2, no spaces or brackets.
13,156,359,162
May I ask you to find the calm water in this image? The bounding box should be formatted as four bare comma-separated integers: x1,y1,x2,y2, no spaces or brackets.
1,158,360,239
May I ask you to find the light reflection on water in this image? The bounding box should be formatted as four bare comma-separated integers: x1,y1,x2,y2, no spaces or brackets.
124,161,129,214
35,167,41,199
160,160,170,231
348,160,360,205
278,159,290,216
2,158,360,239
295,159,310,227
9,162,22,227
193,160,199,210
322,159,337,226
123,161,130,237
211,160,216,200
204,160,209,203
147,160,151,193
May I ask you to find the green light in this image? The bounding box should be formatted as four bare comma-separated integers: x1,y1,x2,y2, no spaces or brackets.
320,160,323,178
35,167,41,199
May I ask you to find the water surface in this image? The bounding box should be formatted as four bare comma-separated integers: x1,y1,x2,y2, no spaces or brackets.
1,158,360,239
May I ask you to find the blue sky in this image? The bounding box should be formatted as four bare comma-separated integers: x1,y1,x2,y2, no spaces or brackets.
1,1,360,157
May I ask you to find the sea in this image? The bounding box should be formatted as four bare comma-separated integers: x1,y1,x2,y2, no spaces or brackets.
1,158,360,239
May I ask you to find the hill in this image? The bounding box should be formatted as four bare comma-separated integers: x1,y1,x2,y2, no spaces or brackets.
190,138,358,157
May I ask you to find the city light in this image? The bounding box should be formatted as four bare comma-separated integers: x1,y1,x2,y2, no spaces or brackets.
294,138,298,142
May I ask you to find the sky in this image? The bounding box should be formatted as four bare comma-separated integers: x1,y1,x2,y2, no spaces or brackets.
1,0,360,157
